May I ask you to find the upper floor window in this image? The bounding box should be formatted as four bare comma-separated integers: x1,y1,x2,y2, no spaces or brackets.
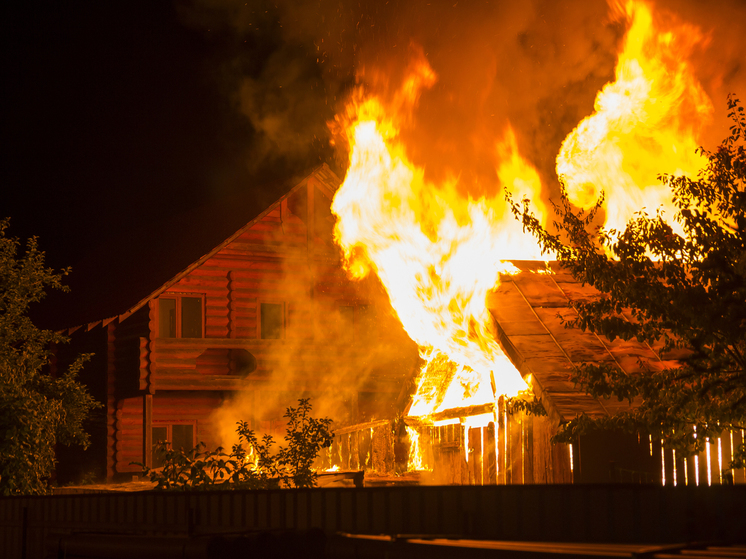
158,295,204,338
260,302,284,339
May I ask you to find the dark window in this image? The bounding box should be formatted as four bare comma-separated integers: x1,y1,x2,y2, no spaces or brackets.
158,299,176,338
152,426,168,444
261,303,283,339
152,426,169,469
158,295,203,338
181,297,203,338
151,424,194,469
172,425,194,452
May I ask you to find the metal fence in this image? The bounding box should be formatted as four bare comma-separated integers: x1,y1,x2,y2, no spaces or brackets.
2,484,745,559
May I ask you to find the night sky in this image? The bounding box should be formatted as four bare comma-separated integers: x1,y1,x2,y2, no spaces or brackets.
2,1,336,273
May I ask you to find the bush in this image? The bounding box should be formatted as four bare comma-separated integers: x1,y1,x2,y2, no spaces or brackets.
136,399,333,490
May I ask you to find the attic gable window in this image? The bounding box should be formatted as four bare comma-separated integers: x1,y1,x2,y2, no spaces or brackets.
158,295,204,338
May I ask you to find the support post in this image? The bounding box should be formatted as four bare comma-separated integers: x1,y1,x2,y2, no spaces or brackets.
143,394,153,469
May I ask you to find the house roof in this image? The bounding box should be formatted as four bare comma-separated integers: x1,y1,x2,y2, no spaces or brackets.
40,164,341,332
487,261,679,426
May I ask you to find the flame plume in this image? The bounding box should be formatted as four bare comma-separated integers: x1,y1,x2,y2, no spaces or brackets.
329,0,719,462
331,55,542,425
557,0,714,234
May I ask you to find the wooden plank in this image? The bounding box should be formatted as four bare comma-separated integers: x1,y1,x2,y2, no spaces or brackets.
143,394,152,469
485,422,497,485
509,412,523,484
350,432,360,471
733,431,745,485
341,435,350,471
359,428,372,469
333,419,391,436
469,426,483,485
673,449,685,487
523,413,534,484
460,425,469,485
497,397,507,485
709,437,721,485
551,441,572,484
531,414,552,484
405,403,494,425
660,445,673,487
720,433,733,484
697,446,709,486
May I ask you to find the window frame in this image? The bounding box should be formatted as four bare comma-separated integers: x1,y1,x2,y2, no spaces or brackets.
258,300,286,340
156,293,205,339
150,421,197,468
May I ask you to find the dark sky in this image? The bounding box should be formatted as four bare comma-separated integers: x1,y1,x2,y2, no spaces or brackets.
2,1,335,273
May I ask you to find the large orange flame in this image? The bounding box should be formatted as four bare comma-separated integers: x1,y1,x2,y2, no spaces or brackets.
331,55,543,426
329,0,717,454
557,0,713,234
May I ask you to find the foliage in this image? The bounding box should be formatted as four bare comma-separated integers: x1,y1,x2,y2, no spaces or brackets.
504,394,547,417
0,218,101,495
275,398,334,488
509,96,746,472
136,398,333,490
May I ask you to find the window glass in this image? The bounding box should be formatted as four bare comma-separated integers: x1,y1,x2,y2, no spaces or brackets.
181,297,203,338
171,424,194,453
261,303,283,339
152,426,168,443
158,299,176,338
152,426,169,468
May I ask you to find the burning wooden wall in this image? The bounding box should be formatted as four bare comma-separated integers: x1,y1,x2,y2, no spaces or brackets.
327,400,573,486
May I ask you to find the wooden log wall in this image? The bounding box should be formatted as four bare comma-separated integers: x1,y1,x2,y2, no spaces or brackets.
151,391,223,450
110,306,150,474
113,396,144,474
146,185,379,387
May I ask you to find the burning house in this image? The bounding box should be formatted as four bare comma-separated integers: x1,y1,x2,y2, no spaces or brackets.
52,0,744,488
51,162,743,487
52,165,420,482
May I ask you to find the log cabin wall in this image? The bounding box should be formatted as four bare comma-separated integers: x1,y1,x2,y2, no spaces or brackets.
109,306,149,475
81,168,418,479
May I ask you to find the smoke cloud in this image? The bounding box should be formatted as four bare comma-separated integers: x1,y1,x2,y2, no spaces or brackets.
179,0,745,204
